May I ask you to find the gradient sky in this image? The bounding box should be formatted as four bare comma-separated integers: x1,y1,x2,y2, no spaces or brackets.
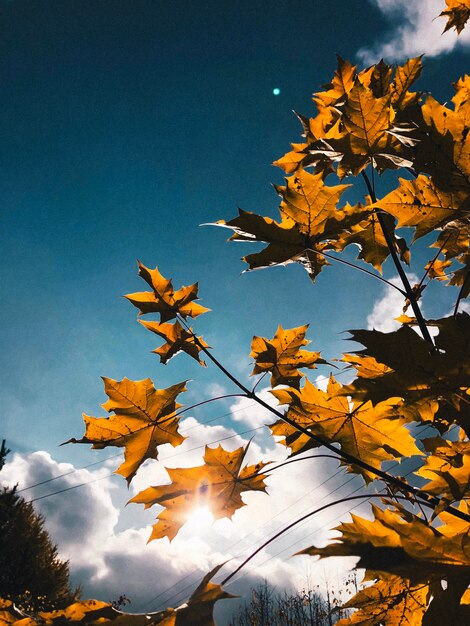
1,0,469,621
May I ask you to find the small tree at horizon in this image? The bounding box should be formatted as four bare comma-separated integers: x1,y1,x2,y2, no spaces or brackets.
0,442,77,612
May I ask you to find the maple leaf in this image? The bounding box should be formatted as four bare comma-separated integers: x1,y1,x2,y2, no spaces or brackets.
275,169,352,236
125,262,210,322
416,438,470,503
210,207,329,280
325,79,401,176
344,315,470,432
440,0,470,34
313,55,357,111
372,175,470,241
271,375,420,481
298,503,470,581
412,92,470,193
424,256,453,282
336,209,410,271
336,574,430,626
391,57,423,111
250,324,326,389
69,377,186,484
139,319,209,366
155,563,236,626
211,169,372,281
130,443,270,541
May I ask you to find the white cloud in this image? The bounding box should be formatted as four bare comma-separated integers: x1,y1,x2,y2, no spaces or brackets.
1,412,369,621
366,274,418,332
229,387,283,429
358,0,470,64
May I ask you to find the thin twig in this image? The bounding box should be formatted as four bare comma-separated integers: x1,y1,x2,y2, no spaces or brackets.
309,249,407,295
361,170,435,348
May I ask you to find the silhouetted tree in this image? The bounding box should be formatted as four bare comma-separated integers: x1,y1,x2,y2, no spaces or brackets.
0,440,77,611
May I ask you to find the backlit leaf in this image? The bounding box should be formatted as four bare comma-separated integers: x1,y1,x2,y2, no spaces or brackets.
250,324,326,389
440,0,470,34
130,443,270,541
372,175,469,241
125,262,210,322
272,375,420,480
69,377,186,484
139,319,209,366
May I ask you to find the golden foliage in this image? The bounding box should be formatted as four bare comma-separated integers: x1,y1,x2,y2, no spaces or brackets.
250,324,325,389
130,444,270,541
70,377,186,483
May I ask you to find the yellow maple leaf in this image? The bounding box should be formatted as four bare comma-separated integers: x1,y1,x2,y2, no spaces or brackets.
336,574,429,626
250,324,326,389
417,438,470,503
313,55,357,111
125,262,210,322
372,175,469,241
413,93,470,192
272,375,420,481
130,444,270,541
440,0,470,34
344,316,470,431
391,56,423,110
139,319,209,366
69,377,186,484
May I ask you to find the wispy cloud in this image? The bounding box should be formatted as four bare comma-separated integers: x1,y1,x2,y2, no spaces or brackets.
358,0,470,64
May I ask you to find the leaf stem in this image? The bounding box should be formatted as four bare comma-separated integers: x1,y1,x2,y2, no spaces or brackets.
361,170,435,348
311,249,407,295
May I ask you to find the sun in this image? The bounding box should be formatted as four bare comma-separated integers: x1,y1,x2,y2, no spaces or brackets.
185,505,214,529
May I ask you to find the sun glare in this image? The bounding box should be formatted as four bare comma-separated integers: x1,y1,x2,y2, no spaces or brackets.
185,506,214,529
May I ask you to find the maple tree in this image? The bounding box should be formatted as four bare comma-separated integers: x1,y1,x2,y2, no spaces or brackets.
5,3,470,624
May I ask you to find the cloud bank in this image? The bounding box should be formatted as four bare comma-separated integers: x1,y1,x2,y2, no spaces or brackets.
358,0,470,64
1,413,361,621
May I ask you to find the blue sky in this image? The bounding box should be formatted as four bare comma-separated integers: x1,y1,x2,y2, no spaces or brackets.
1,0,469,621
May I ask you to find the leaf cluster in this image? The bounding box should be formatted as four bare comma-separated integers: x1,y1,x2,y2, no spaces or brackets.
61,5,470,623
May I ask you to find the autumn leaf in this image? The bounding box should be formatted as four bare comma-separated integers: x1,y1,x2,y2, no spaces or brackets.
250,324,326,389
130,443,270,541
298,503,470,581
212,169,371,281
416,438,470,503
336,209,410,271
440,0,470,34
344,315,470,432
139,319,209,365
160,563,236,626
313,55,357,111
69,377,186,484
372,175,470,241
391,57,423,110
271,375,420,480
125,262,210,322
412,92,470,193
336,575,430,626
